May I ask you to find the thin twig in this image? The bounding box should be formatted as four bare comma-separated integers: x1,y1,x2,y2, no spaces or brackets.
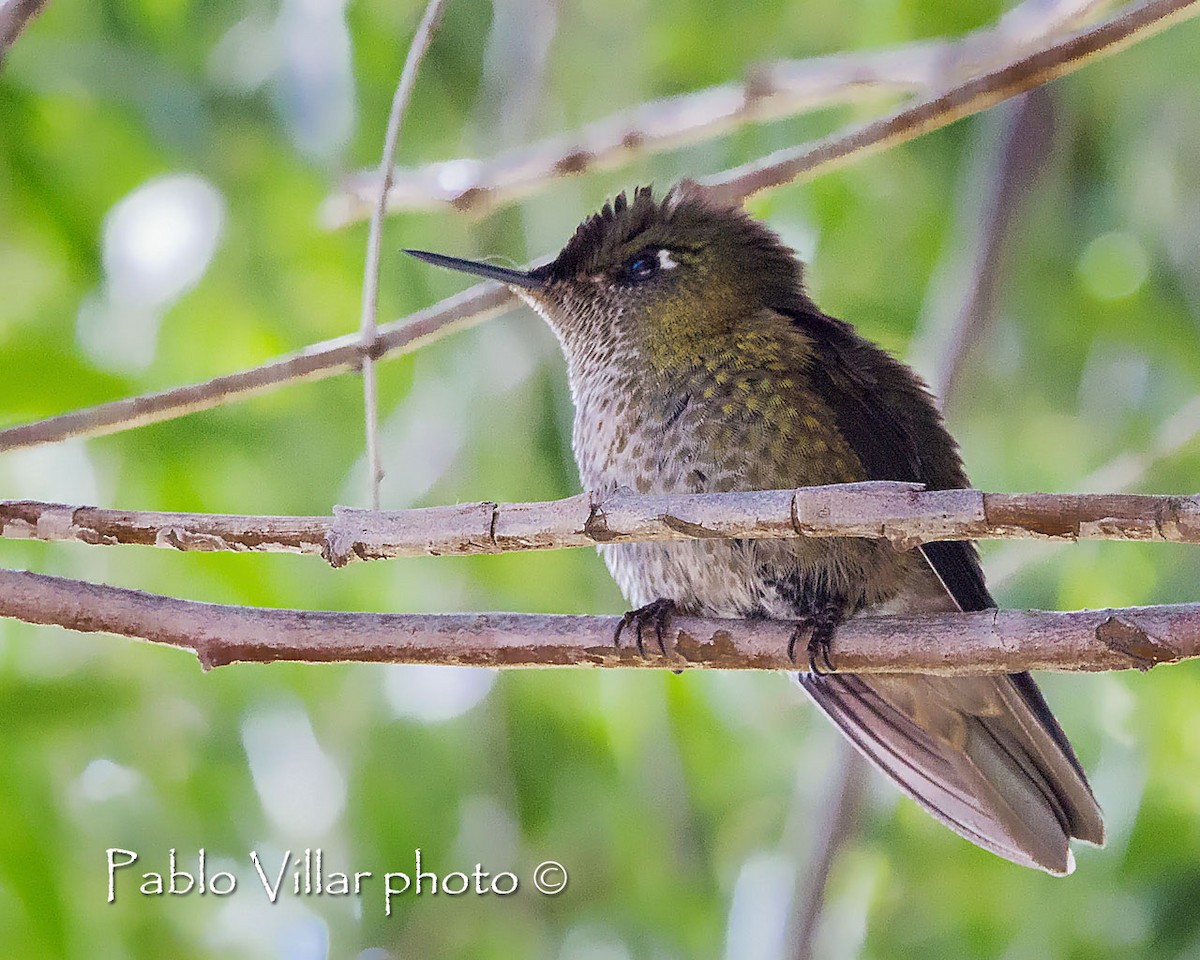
915,88,1057,404
1075,394,1200,493
787,745,869,960
359,0,449,510
324,0,1111,222
781,94,1056,951
0,566,1195,672
3,486,1199,561
781,88,1058,960
1,0,1194,453
0,0,51,64
0,282,513,452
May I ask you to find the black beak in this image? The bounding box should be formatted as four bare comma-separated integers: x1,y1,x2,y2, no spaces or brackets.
404,249,547,290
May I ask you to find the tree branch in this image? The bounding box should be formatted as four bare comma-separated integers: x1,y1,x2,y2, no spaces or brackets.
0,282,513,452
0,567,1194,673
988,393,1200,586
325,0,1111,222
0,0,51,65
3,485,1199,561
359,0,449,510
701,0,1199,204
1,0,1194,453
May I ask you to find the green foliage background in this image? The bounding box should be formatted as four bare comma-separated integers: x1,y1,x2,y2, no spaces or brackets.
2,1,1199,957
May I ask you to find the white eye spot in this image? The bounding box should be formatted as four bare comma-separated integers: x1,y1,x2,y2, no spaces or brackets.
657,249,678,270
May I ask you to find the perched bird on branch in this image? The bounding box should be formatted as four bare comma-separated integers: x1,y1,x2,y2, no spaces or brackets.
407,181,1105,874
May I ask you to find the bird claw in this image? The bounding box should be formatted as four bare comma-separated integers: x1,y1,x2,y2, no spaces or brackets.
807,623,837,675
787,608,841,675
615,598,676,661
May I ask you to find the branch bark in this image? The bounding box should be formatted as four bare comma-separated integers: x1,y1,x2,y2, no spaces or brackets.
0,0,51,65
2,0,1195,453
0,282,513,452
701,0,1200,204
3,486,1199,561
988,393,1200,586
325,0,1111,222
0,567,1194,673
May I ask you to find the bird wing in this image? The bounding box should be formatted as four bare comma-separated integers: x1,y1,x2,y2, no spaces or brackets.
780,308,1104,872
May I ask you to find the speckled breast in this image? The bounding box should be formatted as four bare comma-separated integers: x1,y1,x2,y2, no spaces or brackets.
565,347,915,619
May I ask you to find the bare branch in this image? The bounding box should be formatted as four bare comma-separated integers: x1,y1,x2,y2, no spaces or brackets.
0,282,513,452
2,0,1194,453
784,93,1056,954
0,0,51,65
359,0,449,510
0,566,1194,673
325,0,1111,222
702,0,1200,204
3,485,1199,561
988,393,1200,586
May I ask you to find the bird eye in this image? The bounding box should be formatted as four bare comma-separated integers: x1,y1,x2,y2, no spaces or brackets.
621,250,660,283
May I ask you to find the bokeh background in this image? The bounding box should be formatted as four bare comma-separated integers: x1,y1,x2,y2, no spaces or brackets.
2,1,1200,957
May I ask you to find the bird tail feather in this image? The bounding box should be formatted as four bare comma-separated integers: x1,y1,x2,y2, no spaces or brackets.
797,671,1105,875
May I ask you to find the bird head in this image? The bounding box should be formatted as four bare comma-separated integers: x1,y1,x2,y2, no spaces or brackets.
407,182,813,369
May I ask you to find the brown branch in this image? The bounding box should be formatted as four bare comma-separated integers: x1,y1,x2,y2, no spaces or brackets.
0,282,513,452
782,88,1052,957
702,0,1200,204
0,0,51,65
325,0,1111,222
0,567,1195,672
3,485,1199,561
988,393,1200,586
359,0,449,510
1,0,1194,453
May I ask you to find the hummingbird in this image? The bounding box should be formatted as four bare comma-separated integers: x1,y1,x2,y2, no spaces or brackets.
407,181,1105,874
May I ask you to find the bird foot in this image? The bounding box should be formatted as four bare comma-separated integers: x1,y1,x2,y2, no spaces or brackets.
614,598,676,660
787,606,843,675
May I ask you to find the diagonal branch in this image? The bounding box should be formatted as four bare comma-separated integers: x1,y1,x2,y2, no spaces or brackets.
1,0,1195,453
0,282,513,452
702,0,1200,203
0,567,1195,673
914,87,1057,405
325,0,1112,222
0,0,51,65
3,485,1199,560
